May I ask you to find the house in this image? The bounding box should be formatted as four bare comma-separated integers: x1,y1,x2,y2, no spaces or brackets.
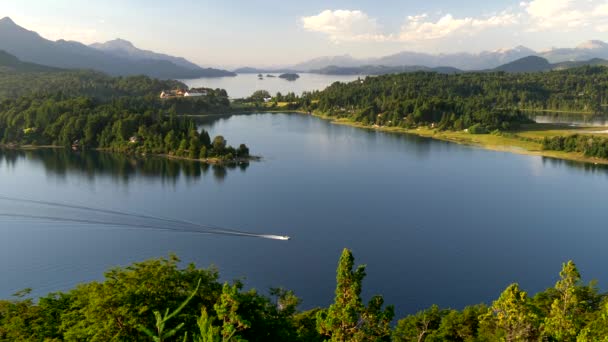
263,96,272,103
184,89,208,97
161,88,207,99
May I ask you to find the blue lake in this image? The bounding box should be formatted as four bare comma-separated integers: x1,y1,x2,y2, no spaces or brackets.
1,113,608,318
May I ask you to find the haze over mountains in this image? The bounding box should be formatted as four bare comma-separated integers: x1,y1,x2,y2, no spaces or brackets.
0,17,235,79
4,15,608,79
239,41,608,74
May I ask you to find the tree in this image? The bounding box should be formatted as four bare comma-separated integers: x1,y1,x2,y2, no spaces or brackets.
194,308,220,342
577,301,608,342
212,136,227,156
237,144,249,158
317,248,393,342
543,261,582,341
214,283,250,342
138,279,201,342
199,146,208,159
393,305,446,342
480,283,539,342
249,90,271,102
189,137,200,159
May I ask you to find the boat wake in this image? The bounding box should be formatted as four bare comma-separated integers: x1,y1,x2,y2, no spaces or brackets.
0,196,290,241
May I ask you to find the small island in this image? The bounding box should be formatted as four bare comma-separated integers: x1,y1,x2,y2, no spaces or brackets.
278,73,300,81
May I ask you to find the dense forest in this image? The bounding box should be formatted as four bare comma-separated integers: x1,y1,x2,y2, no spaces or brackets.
542,134,608,159
0,95,247,161
0,249,606,341
294,66,608,132
0,68,248,162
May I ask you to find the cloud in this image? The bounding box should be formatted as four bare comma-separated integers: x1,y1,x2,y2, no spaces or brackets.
399,12,518,41
302,3,608,45
301,10,390,42
522,0,608,31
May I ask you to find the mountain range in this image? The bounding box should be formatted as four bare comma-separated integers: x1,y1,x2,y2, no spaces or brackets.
0,17,235,79
238,41,608,74
4,15,608,79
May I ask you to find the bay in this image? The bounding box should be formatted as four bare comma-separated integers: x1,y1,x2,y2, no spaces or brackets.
1,113,608,317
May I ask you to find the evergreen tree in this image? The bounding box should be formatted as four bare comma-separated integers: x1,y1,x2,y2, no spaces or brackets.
543,261,581,341
317,248,393,342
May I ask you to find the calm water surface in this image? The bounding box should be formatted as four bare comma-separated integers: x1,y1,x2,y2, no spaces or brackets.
2,113,608,317
181,73,363,98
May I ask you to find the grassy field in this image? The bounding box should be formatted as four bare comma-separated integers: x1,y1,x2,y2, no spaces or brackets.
322,116,608,165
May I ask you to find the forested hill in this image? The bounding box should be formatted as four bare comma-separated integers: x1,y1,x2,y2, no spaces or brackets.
0,50,62,73
0,50,187,100
0,53,247,162
300,66,608,131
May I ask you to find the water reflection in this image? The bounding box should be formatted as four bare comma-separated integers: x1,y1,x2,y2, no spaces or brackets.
531,113,608,126
0,149,249,184
541,156,608,174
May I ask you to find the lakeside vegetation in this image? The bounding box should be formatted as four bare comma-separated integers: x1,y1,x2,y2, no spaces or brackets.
1,249,606,341
232,65,608,164
0,69,250,164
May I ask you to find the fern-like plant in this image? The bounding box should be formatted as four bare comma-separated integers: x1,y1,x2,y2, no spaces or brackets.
138,278,202,342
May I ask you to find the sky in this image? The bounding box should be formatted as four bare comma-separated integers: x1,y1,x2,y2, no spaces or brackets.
3,0,608,68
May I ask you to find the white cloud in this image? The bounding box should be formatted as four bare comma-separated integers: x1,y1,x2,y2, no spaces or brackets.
301,10,390,42
302,3,608,45
399,12,518,41
523,0,608,30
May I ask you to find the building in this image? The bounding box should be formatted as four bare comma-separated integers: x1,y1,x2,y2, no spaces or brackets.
184,89,208,97
161,88,207,99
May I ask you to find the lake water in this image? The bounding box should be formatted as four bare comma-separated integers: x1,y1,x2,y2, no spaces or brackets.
2,113,608,318
181,73,363,99
532,113,608,126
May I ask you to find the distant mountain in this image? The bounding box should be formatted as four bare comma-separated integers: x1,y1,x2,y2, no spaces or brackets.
493,56,552,73
311,65,462,75
0,50,62,72
553,58,608,70
540,40,608,63
291,55,362,71
290,46,537,72
0,17,235,79
287,41,608,72
90,39,201,70
369,47,536,70
491,55,608,73
233,67,298,74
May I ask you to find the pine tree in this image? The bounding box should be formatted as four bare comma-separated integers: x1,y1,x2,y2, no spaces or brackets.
317,248,393,342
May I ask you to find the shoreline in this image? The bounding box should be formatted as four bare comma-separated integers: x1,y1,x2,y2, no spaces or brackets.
0,144,261,166
309,113,608,166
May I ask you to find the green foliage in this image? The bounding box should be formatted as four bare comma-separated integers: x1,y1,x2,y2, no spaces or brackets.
0,95,245,161
317,248,394,342
138,279,202,342
480,283,540,341
275,66,608,132
1,252,608,342
542,134,608,159
467,124,488,135
543,261,582,341
214,283,250,341
393,304,448,342
194,308,220,342
58,255,220,341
